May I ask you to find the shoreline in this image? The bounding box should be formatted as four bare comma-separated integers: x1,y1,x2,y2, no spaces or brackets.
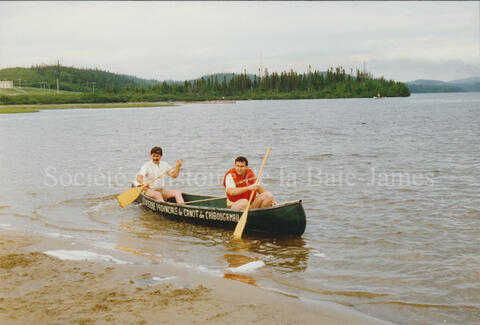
0,102,178,114
0,99,236,114
0,227,394,324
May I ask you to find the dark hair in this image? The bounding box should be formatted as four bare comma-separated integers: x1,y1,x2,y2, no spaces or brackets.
235,156,248,166
150,146,163,155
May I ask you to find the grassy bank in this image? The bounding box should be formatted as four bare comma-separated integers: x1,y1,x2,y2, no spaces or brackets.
0,102,175,114
0,107,39,114
0,86,80,96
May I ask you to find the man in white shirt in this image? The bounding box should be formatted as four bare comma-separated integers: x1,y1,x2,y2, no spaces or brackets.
135,146,184,203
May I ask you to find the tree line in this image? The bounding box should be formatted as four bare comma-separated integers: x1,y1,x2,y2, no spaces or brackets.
0,65,410,105
150,67,409,98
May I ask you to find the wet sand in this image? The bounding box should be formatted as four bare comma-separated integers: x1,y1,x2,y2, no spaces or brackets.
0,229,393,324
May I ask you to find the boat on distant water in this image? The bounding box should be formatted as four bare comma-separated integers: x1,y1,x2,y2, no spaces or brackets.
373,92,385,99
137,192,306,236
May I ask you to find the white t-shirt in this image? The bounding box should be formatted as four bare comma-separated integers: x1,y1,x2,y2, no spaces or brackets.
134,160,172,188
224,174,236,189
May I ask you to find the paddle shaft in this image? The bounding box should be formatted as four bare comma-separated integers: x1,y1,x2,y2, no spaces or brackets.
116,163,180,208
233,147,271,239
142,164,177,188
116,164,178,208
181,197,225,205
236,176,256,185
185,179,255,206
244,154,268,209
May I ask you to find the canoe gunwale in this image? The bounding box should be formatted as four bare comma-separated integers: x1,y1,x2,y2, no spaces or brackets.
139,192,302,213
137,192,306,236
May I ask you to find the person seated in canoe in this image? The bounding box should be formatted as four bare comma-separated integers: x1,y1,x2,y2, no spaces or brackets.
134,146,184,203
223,156,276,209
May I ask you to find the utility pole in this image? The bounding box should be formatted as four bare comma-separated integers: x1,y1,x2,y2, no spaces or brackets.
91,82,95,94
17,79,22,88
260,52,263,80
57,79,59,94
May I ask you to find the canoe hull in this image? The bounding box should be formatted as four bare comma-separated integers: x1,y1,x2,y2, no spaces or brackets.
138,192,306,236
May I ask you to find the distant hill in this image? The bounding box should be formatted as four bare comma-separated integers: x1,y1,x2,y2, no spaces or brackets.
406,77,480,93
0,65,160,92
447,76,480,92
449,76,480,84
0,65,341,94
408,79,450,86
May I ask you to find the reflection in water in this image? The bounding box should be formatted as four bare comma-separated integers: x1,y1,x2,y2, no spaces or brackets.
221,254,256,285
118,219,159,236
223,253,258,268
223,273,257,286
115,219,167,263
226,236,310,272
222,254,260,286
2,95,480,324
135,209,310,273
115,244,160,263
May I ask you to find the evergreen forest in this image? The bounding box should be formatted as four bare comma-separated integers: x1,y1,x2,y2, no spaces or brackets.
0,65,410,105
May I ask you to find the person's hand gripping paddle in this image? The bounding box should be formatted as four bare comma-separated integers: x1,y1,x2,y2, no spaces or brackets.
116,165,177,208
233,147,271,239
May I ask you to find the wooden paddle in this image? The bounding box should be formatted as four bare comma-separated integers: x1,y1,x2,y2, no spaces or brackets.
182,178,256,206
236,176,256,185
233,147,271,239
181,197,225,205
116,165,177,208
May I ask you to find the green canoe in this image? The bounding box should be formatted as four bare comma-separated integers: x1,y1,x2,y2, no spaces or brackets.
137,192,306,236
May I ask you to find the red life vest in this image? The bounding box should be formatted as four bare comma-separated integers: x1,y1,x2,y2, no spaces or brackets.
223,168,257,204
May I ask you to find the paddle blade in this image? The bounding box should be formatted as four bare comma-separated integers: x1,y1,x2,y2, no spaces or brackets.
116,186,143,208
233,210,249,239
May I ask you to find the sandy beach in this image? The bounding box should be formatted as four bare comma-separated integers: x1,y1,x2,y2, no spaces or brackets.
0,228,393,325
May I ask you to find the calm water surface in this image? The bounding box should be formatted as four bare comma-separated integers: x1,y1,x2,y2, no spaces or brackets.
1,93,479,324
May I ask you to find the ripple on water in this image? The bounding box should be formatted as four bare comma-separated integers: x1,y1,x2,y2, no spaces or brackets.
1,94,480,325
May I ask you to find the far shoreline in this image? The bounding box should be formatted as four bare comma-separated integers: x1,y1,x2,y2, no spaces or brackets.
0,102,178,114
0,99,242,114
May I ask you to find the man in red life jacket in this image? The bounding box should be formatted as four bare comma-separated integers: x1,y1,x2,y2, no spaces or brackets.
223,156,276,209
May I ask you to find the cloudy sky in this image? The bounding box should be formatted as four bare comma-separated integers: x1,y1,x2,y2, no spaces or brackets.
0,1,479,82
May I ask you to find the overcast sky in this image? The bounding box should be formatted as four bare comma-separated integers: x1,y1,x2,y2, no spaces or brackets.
0,1,479,82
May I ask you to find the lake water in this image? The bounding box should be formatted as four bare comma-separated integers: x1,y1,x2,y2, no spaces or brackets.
0,93,479,324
